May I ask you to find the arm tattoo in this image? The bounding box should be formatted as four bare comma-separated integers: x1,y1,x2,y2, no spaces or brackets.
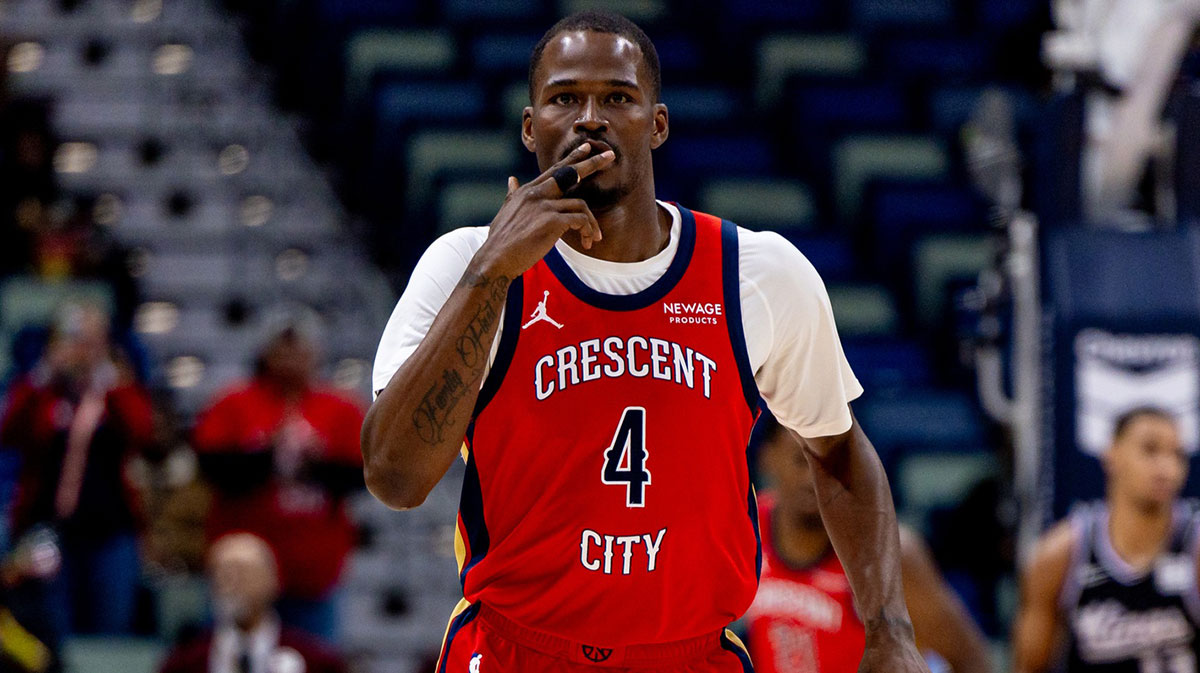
411,271,510,444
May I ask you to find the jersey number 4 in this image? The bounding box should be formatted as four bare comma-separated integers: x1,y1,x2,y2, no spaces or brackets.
601,407,652,507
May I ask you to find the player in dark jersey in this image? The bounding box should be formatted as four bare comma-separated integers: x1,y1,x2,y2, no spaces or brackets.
1014,408,1200,673
747,418,992,673
362,11,928,673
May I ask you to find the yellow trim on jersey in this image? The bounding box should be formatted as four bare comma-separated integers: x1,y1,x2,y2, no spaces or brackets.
454,516,467,574
455,441,470,574
723,629,750,656
436,598,474,668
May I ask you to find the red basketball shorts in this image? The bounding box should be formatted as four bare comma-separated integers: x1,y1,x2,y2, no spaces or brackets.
436,600,755,672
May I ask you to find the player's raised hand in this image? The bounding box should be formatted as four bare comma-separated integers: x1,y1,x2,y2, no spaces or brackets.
471,142,616,280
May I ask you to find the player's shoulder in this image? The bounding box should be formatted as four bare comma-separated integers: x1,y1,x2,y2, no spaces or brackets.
730,225,822,285
1026,518,1080,580
421,226,489,263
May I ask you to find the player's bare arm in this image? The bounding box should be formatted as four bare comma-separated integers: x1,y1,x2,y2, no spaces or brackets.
361,145,614,509
792,417,930,673
898,526,994,673
1013,521,1075,673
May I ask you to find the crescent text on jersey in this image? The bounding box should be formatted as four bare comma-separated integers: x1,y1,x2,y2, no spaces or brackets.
663,301,724,325
533,336,718,401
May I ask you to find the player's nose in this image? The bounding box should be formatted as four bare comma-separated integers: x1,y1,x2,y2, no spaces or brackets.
573,97,607,133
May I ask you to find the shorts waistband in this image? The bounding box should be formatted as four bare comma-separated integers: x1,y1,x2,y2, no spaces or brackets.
476,604,720,667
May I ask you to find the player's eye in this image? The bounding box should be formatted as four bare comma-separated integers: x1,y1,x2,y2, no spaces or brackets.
609,93,632,104
551,93,577,105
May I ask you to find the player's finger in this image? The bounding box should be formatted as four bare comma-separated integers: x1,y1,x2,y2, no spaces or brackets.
507,176,518,196
552,199,602,241
530,143,592,187
571,149,616,181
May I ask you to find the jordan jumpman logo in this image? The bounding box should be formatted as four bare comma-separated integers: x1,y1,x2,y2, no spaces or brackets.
522,290,564,329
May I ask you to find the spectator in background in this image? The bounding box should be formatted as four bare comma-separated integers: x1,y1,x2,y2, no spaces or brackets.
745,418,993,673
0,99,55,277
1014,407,1200,672
158,532,347,673
192,318,365,641
0,302,155,636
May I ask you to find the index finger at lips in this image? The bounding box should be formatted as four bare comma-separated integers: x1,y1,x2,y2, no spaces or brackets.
571,150,616,181
531,143,592,186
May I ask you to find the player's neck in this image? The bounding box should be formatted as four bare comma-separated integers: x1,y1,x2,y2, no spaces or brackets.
1107,495,1173,570
561,191,670,263
774,509,833,567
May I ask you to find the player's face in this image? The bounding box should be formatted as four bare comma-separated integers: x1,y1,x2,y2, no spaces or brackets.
210,545,278,623
524,30,668,212
760,431,822,518
1107,415,1188,509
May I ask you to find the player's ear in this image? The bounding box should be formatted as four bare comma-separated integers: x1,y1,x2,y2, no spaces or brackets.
522,107,536,152
650,102,669,150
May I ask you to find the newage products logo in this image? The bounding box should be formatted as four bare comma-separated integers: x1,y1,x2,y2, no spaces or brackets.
1075,330,1200,456
664,301,723,325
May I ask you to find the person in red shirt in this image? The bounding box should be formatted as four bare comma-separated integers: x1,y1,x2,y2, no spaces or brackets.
158,532,348,673
746,418,993,673
0,303,154,637
192,320,365,640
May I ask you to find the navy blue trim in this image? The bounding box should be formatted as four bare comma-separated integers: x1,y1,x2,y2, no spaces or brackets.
458,445,489,590
748,486,762,581
720,631,755,673
473,275,524,417
542,206,697,311
721,219,760,412
437,602,482,673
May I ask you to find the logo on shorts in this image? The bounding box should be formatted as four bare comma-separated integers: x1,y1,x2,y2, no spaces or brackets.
581,645,613,663
469,652,482,672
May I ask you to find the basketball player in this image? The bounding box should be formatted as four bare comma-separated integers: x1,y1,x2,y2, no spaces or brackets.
748,418,993,673
1013,408,1200,672
363,11,928,673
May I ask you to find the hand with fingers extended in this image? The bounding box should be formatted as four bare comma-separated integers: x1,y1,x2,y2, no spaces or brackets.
471,142,616,280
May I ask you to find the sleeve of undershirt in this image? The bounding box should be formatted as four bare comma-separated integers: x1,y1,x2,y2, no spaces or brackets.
743,230,864,438
371,227,488,399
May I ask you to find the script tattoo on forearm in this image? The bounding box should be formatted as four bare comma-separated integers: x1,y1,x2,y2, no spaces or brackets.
411,272,509,445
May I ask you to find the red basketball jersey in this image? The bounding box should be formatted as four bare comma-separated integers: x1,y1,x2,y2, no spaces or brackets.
456,207,762,646
745,493,865,673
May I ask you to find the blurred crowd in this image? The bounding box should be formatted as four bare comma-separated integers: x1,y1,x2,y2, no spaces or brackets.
0,63,367,672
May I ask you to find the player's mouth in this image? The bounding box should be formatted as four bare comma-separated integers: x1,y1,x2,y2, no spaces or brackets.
566,139,618,162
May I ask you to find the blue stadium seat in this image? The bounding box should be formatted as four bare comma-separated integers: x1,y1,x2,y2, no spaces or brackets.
373,82,487,138
856,390,986,465
852,0,954,29
790,82,909,131
472,34,540,77
867,182,985,274
720,0,826,27
655,34,703,76
842,338,934,390
788,234,857,282
979,0,1042,31
662,135,773,179
444,0,543,23
318,0,421,26
661,86,738,128
877,36,991,80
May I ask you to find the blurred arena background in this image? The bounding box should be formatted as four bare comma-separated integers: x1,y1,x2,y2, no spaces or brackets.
0,0,1195,670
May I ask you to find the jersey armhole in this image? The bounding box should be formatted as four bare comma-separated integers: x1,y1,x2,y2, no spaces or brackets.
472,275,525,417
720,220,760,413
1181,505,1200,623
1057,505,1091,615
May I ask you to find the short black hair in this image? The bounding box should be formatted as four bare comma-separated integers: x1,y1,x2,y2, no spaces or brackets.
528,11,662,103
1113,406,1176,439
